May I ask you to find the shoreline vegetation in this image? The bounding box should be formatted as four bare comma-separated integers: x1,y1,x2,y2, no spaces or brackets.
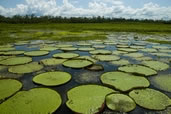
0,16,171,44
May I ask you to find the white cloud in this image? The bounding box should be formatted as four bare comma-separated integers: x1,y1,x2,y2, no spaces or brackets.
0,0,171,20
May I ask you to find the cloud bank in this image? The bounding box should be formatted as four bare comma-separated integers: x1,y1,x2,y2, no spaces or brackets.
0,0,171,20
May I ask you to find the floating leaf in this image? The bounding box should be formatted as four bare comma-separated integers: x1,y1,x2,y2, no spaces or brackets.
8,62,43,74
0,57,32,66
130,46,145,49
77,56,97,63
56,44,73,48
77,43,92,46
0,79,22,101
89,50,112,55
87,64,104,71
24,51,49,56
66,85,116,114
60,47,77,51
151,53,171,57
111,59,130,66
0,88,62,113
118,65,157,76
92,55,120,61
0,47,15,51
117,45,129,48
78,48,95,51
101,72,149,92
124,53,144,58
53,53,79,59
93,45,106,49
3,51,25,56
33,71,71,86
40,58,67,66
152,46,169,49
40,47,58,51
139,48,157,53
135,57,152,61
150,74,171,92
106,94,136,112
0,66,7,71
63,60,93,68
142,60,169,71
118,48,137,52
129,88,171,110
112,51,128,55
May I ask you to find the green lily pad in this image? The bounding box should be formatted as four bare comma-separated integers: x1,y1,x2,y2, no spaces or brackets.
150,74,171,92
124,53,144,58
60,47,77,51
93,45,106,49
56,44,73,48
0,66,7,71
53,53,79,59
104,42,117,45
66,85,116,114
40,58,67,66
78,48,95,51
89,50,112,55
77,56,97,63
139,48,157,53
151,53,171,57
8,62,43,74
0,57,32,66
63,60,93,68
0,79,22,101
118,48,137,52
91,41,103,44
117,45,129,48
0,47,15,51
40,47,58,51
111,59,130,66
106,94,136,112
3,51,25,56
118,65,157,76
0,56,15,61
101,72,149,92
135,57,153,61
159,49,171,53
87,64,104,71
33,71,71,86
142,60,169,71
112,51,128,55
77,43,92,46
152,46,169,49
129,88,171,110
0,88,62,114
24,51,49,56
130,46,145,49
92,55,120,61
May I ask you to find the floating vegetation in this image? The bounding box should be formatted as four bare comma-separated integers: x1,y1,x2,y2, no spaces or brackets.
3,51,25,55
106,94,136,112
0,57,32,66
92,55,120,61
159,49,171,53
129,88,171,110
76,56,97,63
112,50,128,55
150,74,171,92
0,66,7,71
40,58,67,66
93,45,106,49
130,46,145,49
40,47,58,51
0,79,22,101
151,52,171,57
101,72,149,92
53,53,79,59
135,56,153,61
61,47,77,51
24,51,49,56
0,88,62,113
56,44,73,48
152,45,169,49
33,71,71,86
118,48,137,52
124,53,144,58
89,50,112,55
63,59,93,68
77,43,92,46
78,47,95,51
111,59,130,66
117,45,129,48
139,48,157,53
8,62,43,74
0,47,15,51
118,65,157,76
87,64,104,71
66,85,116,114
142,60,169,71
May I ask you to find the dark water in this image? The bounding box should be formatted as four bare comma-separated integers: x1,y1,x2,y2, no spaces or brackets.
0,33,171,114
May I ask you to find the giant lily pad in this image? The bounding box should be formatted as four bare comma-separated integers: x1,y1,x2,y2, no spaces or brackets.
66,85,116,114
93,45,106,49
60,47,77,51
118,65,157,76
135,57,152,61
40,47,58,51
118,48,137,52
0,66,7,71
0,79,22,101
63,60,93,68
3,51,25,56
56,44,73,48
101,72,149,92
24,51,49,56
129,88,171,110
0,47,15,51
53,53,79,59
78,48,95,51
40,58,67,66
77,43,92,46
112,51,128,55
89,50,112,55
152,46,169,49
150,74,171,92
130,46,145,49
124,53,144,58
92,55,120,61
77,56,97,63
142,60,169,71
106,94,136,112
159,49,171,53
0,88,62,113
151,53,171,57
111,59,130,66
8,62,43,74
0,57,32,66
140,48,158,53
33,71,71,86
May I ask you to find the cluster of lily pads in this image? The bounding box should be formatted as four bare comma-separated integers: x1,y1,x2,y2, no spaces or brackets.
0,36,171,114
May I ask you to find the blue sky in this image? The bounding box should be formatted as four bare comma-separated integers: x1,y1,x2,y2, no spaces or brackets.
0,0,171,20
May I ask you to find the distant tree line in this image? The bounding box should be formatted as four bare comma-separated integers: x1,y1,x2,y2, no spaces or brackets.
0,14,171,24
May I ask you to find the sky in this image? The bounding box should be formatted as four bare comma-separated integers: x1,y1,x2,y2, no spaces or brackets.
0,0,171,20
